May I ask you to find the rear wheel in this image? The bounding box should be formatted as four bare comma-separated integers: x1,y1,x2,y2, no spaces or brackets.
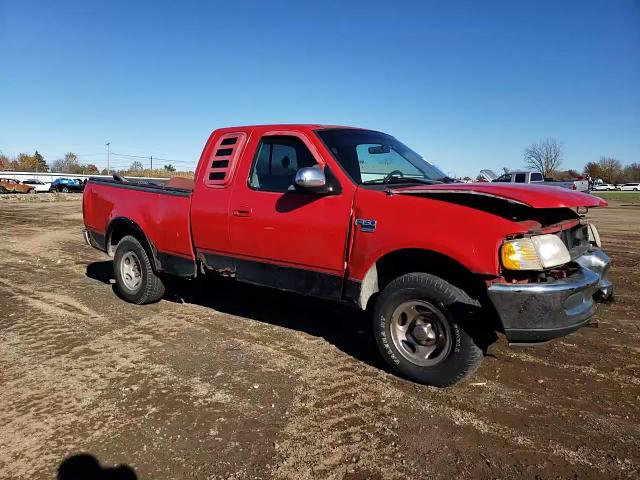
0,186,6,194
62,186,69,193
114,235,165,304
372,272,484,387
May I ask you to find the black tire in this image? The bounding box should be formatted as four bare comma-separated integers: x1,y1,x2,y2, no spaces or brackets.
0,186,6,194
372,272,484,387
62,186,69,193
114,235,165,304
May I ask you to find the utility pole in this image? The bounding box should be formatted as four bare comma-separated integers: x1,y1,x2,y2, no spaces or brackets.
150,155,153,171
106,142,111,174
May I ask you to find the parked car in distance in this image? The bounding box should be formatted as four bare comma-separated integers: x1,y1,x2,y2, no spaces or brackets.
492,170,589,192
619,183,640,191
22,179,52,193
82,124,614,388
0,177,36,194
592,183,615,191
50,178,85,193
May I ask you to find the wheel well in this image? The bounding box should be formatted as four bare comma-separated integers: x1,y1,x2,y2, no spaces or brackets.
360,249,490,311
106,219,154,261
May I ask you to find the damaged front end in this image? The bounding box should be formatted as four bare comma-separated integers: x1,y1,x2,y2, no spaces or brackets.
390,184,613,346
487,218,612,345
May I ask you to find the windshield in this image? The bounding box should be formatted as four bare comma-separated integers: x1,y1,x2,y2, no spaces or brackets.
315,129,447,185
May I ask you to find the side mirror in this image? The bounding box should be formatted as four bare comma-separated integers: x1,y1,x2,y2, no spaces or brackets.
294,167,327,192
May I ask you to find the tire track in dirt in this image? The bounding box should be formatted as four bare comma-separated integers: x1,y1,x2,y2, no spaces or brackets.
272,353,407,480
502,349,640,387
0,284,254,478
170,298,640,479
396,383,640,477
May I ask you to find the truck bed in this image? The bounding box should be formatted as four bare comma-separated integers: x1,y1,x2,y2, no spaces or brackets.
83,177,196,267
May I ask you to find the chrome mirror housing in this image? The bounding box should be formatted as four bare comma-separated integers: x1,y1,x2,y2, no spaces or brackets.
294,167,326,190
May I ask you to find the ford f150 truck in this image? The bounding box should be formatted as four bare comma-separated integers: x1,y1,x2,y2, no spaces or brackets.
83,124,613,387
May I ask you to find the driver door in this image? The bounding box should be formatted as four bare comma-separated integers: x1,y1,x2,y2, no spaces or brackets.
228,132,355,299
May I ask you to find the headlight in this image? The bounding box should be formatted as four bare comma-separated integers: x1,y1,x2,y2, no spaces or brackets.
501,234,571,270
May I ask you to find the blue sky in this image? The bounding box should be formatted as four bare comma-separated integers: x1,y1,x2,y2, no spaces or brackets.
1,0,638,177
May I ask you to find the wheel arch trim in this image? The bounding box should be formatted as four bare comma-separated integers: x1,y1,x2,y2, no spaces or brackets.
357,247,487,310
106,217,160,270
105,217,197,278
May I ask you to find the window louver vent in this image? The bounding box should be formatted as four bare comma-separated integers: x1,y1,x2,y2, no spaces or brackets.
204,132,247,187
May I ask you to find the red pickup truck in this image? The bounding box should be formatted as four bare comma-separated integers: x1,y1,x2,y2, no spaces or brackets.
83,124,613,387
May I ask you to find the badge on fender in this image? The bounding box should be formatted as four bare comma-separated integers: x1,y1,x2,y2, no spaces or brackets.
355,218,377,233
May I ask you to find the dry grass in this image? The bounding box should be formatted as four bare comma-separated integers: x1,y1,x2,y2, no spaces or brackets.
122,169,194,179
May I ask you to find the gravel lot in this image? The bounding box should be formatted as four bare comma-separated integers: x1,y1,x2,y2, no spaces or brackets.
1,197,639,479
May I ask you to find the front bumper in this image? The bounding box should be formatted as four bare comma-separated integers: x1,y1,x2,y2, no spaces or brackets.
488,249,612,345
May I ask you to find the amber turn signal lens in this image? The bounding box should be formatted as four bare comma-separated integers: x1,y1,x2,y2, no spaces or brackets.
501,239,543,270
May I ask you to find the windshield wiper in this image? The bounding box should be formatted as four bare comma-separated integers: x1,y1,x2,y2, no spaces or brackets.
363,177,440,185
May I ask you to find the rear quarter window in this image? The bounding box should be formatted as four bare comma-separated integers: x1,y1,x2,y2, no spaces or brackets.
514,173,527,183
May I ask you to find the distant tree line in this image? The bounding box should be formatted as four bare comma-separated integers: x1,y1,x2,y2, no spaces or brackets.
583,158,640,185
0,150,191,178
0,150,49,172
514,138,639,184
0,150,100,174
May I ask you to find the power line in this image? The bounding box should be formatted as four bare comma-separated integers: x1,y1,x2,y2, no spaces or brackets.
110,152,189,163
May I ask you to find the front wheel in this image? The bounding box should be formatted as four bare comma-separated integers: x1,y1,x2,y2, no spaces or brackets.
114,235,165,304
372,273,484,387
62,186,69,193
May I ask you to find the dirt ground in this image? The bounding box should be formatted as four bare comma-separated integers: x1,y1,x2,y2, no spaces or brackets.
1,197,639,480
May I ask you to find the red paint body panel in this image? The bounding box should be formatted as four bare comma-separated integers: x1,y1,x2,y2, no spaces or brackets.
83,182,194,259
83,124,606,289
390,183,607,209
226,127,355,275
191,127,253,256
346,188,530,280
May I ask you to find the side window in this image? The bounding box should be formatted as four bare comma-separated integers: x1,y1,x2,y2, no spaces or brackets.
514,173,527,183
355,143,421,182
249,136,317,192
495,174,512,182
530,172,543,182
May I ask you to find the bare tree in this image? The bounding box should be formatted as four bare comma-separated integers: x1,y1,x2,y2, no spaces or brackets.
598,156,622,184
129,160,144,172
524,138,563,177
621,163,640,183
51,152,79,173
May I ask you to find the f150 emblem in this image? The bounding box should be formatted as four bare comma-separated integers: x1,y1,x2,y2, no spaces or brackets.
355,218,377,233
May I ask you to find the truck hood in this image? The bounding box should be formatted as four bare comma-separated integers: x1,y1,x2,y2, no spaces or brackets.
389,183,607,209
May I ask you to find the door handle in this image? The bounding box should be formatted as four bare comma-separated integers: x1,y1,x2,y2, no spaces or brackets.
233,208,251,217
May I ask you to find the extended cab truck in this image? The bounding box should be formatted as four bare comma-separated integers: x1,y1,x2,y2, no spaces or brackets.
83,125,613,387
493,170,590,192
